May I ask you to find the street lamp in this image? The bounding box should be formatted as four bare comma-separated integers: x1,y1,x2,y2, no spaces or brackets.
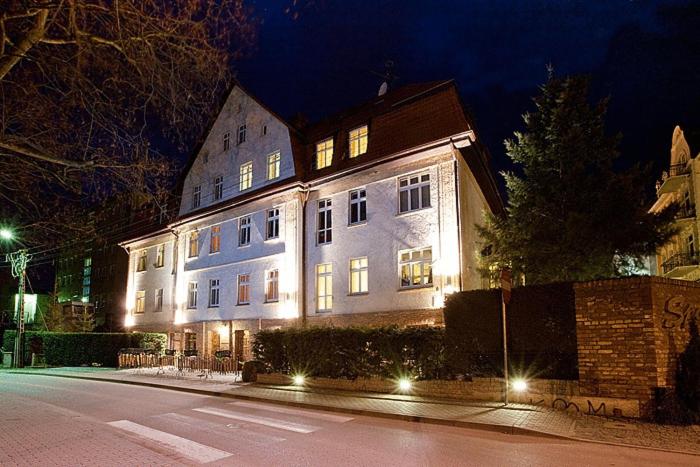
2,228,31,368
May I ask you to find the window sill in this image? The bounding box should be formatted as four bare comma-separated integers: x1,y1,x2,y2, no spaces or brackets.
347,292,369,297
317,241,332,247
238,243,251,248
315,309,332,314
265,237,280,243
347,221,367,228
208,306,220,309
236,303,250,307
397,284,434,292
154,265,164,269
209,251,220,256
396,206,434,218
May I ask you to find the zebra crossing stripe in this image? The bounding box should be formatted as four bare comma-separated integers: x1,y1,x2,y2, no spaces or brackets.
229,401,354,423
193,407,320,433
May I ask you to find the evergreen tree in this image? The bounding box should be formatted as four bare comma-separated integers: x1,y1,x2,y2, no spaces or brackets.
478,74,678,284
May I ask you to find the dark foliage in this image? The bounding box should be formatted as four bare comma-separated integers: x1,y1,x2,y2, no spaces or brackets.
2,331,165,367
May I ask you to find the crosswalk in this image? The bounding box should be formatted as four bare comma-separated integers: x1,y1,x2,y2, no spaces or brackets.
107,401,355,464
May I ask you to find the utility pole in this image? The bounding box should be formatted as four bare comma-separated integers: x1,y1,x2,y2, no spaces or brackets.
500,268,512,406
7,249,31,368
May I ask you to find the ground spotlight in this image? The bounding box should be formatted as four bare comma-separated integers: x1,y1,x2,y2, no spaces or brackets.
398,378,412,392
292,374,305,386
512,379,528,392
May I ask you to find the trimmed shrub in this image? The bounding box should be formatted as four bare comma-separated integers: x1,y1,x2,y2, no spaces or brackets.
444,283,578,379
2,331,166,367
253,326,446,380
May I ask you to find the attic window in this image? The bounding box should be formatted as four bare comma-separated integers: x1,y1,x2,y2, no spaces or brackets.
223,132,231,151
349,125,368,158
237,124,247,145
316,138,334,170
262,125,268,136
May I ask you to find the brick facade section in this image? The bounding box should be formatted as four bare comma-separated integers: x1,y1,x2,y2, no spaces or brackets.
574,276,698,417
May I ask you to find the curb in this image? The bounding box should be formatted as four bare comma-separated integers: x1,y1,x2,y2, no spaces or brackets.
7,371,700,457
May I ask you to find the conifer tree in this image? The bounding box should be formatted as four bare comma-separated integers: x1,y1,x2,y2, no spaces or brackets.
478,74,677,284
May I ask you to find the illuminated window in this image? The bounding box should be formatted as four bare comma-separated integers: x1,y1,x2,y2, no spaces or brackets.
136,249,147,272
187,282,197,308
209,279,220,307
267,151,281,180
317,199,332,244
192,185,201,209
155,244,165,268
349,125,368,158
349,257,368,294
238,216,251,246
155,288,163,311
213,176,224,201
265,269,279,302
399,173,430,213
210,225,221,254
188,231,199,258
316,263,332,312
237,124,247,145
223,132,231,151
240,161,252,191
237,274,250,305
316,138,333,169
266,208,280,239
135,290,145,314
399,247,433,288
349,189,366,224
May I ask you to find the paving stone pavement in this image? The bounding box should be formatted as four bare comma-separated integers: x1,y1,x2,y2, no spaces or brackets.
5,367,700,456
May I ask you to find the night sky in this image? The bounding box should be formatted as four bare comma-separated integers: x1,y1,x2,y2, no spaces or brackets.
235,0,700,189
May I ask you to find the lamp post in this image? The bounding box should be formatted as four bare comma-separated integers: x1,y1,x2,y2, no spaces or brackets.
1,228,31,368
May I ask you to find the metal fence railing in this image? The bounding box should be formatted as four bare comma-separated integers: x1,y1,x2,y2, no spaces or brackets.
118,349,242,379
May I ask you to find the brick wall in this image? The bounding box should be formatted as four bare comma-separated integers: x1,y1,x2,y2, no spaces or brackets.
574,276,699,417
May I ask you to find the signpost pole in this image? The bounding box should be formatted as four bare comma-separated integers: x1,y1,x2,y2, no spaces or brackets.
500,268,512,406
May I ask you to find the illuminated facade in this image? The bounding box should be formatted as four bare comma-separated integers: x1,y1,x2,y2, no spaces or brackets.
121,80,502,355
650,126,700,280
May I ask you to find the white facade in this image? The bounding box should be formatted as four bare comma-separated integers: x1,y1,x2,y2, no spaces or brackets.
121,82,499,353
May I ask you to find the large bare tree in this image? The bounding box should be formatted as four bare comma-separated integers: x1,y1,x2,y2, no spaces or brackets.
0,0,256,247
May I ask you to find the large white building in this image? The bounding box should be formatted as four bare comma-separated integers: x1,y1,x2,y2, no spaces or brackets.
121,80,502,358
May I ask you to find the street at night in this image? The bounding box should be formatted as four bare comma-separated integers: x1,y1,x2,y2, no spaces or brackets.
0,373,697,466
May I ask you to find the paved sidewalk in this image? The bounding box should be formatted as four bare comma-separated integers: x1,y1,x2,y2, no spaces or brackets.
4,367,700,456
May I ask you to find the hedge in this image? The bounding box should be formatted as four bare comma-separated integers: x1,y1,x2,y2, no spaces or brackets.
2,331,166,367
253,326,448,380
444,283,578,379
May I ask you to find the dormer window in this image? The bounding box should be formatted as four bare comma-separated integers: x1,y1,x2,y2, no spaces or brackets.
237,124,247,145
316,137,334,170
349,125,368,158
223,132,230,151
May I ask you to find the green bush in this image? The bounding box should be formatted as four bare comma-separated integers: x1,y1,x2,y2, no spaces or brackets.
253,326,447,380
242,360,263,382
2,330,166,367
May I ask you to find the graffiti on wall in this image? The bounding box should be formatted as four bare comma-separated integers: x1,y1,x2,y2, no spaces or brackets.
662,295,700,330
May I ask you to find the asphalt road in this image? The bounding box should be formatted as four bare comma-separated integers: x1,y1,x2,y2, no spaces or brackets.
0,373,696,466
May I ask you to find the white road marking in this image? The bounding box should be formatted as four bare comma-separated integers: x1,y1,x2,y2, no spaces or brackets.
229,401,354,423
107,419,233,464
155,412,287,444
193,407,321,433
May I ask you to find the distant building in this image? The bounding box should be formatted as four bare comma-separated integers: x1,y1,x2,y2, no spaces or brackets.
121,80,503,357
650,126,699,280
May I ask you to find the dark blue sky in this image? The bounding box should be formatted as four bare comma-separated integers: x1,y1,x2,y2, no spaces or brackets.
235,0,700,182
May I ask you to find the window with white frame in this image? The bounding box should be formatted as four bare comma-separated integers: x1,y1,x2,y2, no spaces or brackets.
317,199,332,244
136,249,147,272
316,138,333,169
398,173,431,213
237,274,250,305
223,132,231,151
265,269,279,302
213,176,224,201
267,151,281,180
349,125,368,158
210,225,221,253
188,231,199,258
135,290,145,313
237,124,247,145
399,247,433,288
266,208,280,239
349,257,368,294
240,161,252,191
192,185,201,209
238,215,251,246
155,288,163,311
209,279,220,307
155,244,165,268
316,263,332,312
187,282,197,308
349,189,367,224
